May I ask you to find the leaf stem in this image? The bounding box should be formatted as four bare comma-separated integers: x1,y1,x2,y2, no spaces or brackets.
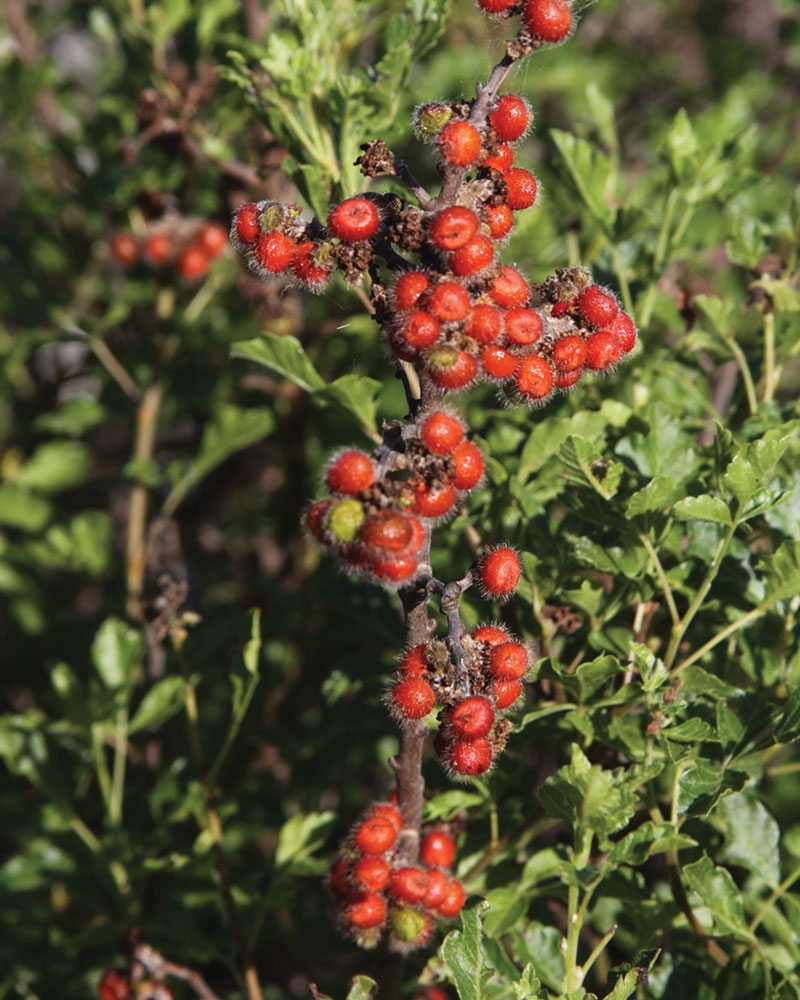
562,828,593,992
639,532,680,627
672,605,765,675
749,861,800,934
582,924,617,979
761,309,776,403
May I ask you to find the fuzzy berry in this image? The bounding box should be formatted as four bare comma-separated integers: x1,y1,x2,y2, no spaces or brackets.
420,410,465,455
438,879,467,918
505,168,538,210
361,510,416,552
577,285,619,327
395,271,430,311
99,970,132,1000
327,498,365,544
489,641,529,680
585,331,622,370
504,307,543,346
328,197,380,242
448,737,493,776
489,95,531,142
369,552,419,584
556,368,582,390
523,0,572,42
306,499,332,543
450,696,495,738
345,891,388,929
391,676,436,720
606,311,637,353
178,245,210,280
414,989,450,1000
352,855,391,893
197,222,228,258
391,906,433,946
329,856,352,898
552,334,588,372
450,235,494,277
494,678,524,710
400,643,429,677
402,311,442,351
254,230,294,272
234,203,261,244
479,546,521,599
484,202,514,240
415,102,454,137
428,282,472,323
480,345,519,380
110,232,140,267
427,348,479,390
420,828,457,869
144,231,171,265
438,120,482,167
490,267,530,307
478,0,516,11
292,241,332,288
467,304,504,344
389,866,429,904
368,802,404,830
412,480,457,518
326,450,375,495
484,143,514,173
515,354,555,401
472,623,510,646
423,868,451,909
429,207,479,251
355,815,398,855
451,441,484,491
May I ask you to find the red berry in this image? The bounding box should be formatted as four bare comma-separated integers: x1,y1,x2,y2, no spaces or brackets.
466,304,503,344
449,738,493,776
329,855,352,898
450,696,495,738
234,203,261,245
504,307,543,346
489,641,529,680
484,202,514,240
306,499,332,543
197,222,228,258
370,552,419,584
400,643,429,677
178,245,210,280
144,231,171,265
490,267,530,307
552,334,587,372
585,331,622,370
420,410,465,455
505,168,538,210
292,241,332,288
438,120,482,167
415,989,450,1000
355,815,398,854
345,891,387,929
389,866,429,904
420,828,457,869
480,345,519,380
403,311,442,350
99,970,132,1000
472,623,510,646
423,868,451,908
556,368,582,390
450,235,494,277
551,300,574,318
428,282,472,323
451,441,484,491
369,803,404,830
479,546,521,599
326,450,375,494
429,207,479,251
438,879,467,918
110,232,139,267
254,230,295,272
489,95,531,142
391,677,436,720
361,510,415,552
352,855,391,892
395,271,430,311
577,285,619,327
478,0,516,11
523,0,572,42
412,481,457,518
515,354,555,401
484,143,514,173
428,350,479,390
328,197,380,242
494,679,524,709
606,311,637,352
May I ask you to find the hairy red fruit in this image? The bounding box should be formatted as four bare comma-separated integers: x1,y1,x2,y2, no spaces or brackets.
490,95,531,142
472,623,510,646
515,354,555,400
450,696,495,738
352,855,391,892
585,331,622,370
414,989,450,1000
197,222,228,258
328,197,380,242
438,879,467,918
389,866,430,904
345,891,388,929
489,641,529,680
480,344,519,380
429,206,479,251
438,120,482,167
606,311,637,352
484,202,514,240
329,856,353,898
306,499,332,543
254,230,294,272
448,737,493,776
451,441,485,490
577,285,619,327
504,307,543,346
361,510,414,552
505,168,538,210
420,828,457,869
369,552,418,583
355,815,398,854
467,304,504,344
99,970,132,1000
368,802,404,830
494,678,524,710
523,0,572,42
391,677,436,719
400,643,429,676
326,450,375,495
144,231,171,265
479,546,521,599
412,480,457,518
423,868,451,909
551,300,574,318
428,282,472,323
478,0,516,12
178,245,210,280
552,334,588,372
450,235,494,277
110,232,140,267
484,143,514,173
292,241,331,287
395,271,431,311
234,202,261,245
429,350,479,390
420,410,465,455
490,267,530,307
402,311,443,350
556,368,582,390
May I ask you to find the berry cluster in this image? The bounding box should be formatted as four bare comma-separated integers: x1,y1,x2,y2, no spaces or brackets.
110,220,227,280
98,970,171,1000
305,408,484,587
329,802,465,951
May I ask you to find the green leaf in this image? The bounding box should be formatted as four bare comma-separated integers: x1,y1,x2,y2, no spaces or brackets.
13,441,91,493
676,759,748,816
511,965,543,1000
319,373,382,435
560,435,623,499
683,855,751,940
275,812,335,873
513,924,564,993
551,130,615,231
602,969,640,1000
0,485,52,531
441,901,491,1000
423,790,484,822
673,495,732,525
91,618,142,691
762,541,800,605
483,887,528,938
344,975,378,1000
128,677,186,734
609,822,696,866
665,109,700,183
662,717,719,743
723,436,790,509
626,476,680,517
718,793,780,888
232,333,325,392
575,655,624,701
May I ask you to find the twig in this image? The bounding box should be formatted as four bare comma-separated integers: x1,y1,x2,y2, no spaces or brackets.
133,941,222,1000
126,384,164,621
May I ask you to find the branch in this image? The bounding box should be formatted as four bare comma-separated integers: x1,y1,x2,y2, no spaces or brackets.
133,941,221,1000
